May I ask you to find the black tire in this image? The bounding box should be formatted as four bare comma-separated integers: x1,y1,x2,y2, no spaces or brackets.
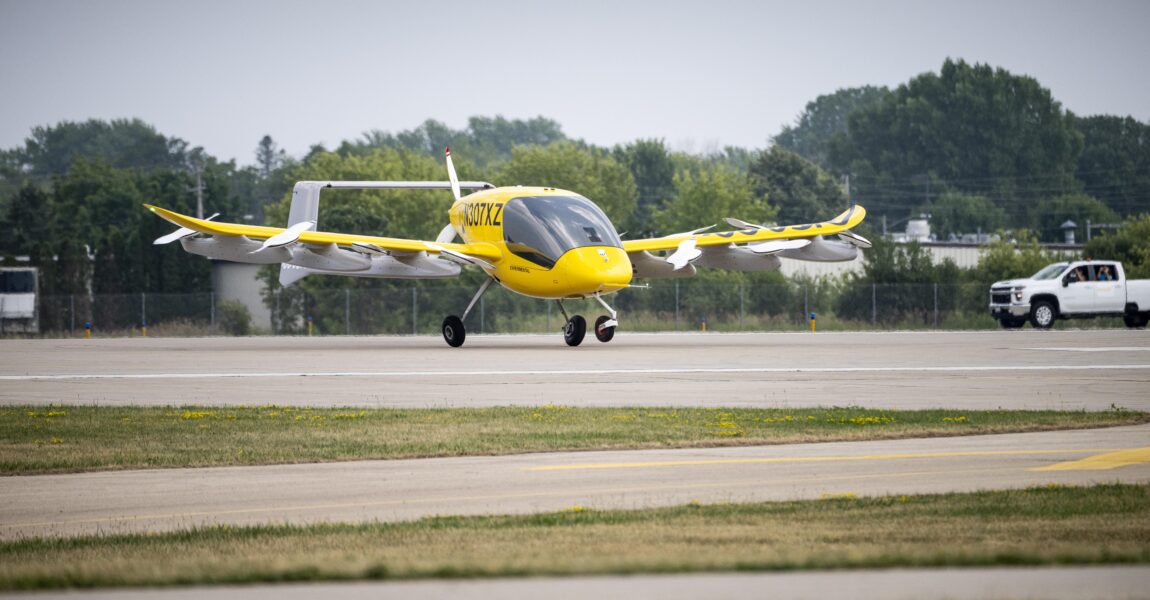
1030,300,1056,330
564,315,586,347
1124,313,1148,329
442,315,465,347
594,315,616,343
998,317,1026,330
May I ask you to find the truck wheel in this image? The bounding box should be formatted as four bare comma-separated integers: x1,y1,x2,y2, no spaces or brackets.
1124,314,1148,329
1030,301,1056,330
998,317,1026,330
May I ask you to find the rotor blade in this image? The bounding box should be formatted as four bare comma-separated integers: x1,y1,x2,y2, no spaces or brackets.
255,220,315,252
724,217,762,230
152,212,220,245
665,237,702,270
445,147,461,202
838,230,873,249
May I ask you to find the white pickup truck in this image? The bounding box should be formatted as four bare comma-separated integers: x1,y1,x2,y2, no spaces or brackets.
989,260,1150,329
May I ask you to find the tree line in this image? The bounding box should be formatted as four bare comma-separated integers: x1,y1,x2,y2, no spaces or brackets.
2,59,1148,311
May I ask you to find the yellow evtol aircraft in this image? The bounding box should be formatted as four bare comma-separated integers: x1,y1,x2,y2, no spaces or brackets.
148,149,869,347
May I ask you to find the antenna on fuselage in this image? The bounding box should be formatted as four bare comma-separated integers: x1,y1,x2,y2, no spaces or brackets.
445,147,462,202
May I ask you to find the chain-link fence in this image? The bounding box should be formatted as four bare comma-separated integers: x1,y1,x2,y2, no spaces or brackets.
10,281,1018,338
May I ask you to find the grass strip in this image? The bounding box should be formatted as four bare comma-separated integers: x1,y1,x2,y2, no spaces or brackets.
2,405,1146,475
1,484,1147,590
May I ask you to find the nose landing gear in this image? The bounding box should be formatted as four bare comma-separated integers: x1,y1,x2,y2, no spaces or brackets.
555,293,618,347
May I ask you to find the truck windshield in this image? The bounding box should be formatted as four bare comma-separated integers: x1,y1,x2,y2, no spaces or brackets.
1032,263,1068,280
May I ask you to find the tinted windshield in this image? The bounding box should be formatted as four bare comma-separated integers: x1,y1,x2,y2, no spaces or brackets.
1032,263,1068,280
503,195,621,269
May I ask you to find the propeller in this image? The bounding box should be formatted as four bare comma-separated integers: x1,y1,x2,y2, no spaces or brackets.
723,217,763,230
445,147,461,202
838,230,873,249
153,212,219,245
254,220,315,252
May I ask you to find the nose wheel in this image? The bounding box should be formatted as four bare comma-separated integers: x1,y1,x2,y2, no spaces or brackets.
594,315,615,343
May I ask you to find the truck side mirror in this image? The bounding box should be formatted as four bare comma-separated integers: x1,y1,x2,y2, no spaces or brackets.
1062,276,1069,288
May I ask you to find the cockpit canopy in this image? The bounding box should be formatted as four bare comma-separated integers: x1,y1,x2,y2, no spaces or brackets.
503,195,622,269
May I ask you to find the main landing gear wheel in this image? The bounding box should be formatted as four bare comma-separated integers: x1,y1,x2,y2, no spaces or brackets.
442,315,465,347
594,315,616,343
564,315,587,347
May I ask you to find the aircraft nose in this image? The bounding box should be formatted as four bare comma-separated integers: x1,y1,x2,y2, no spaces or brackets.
561,246,633,294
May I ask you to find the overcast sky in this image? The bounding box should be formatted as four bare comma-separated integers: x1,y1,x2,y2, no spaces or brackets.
2,0,1148,166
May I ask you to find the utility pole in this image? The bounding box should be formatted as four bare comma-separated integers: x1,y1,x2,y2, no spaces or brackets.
842,174,850,207
188,148,206,219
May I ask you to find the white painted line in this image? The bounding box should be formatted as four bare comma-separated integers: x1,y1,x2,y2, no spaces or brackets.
3,364,1150,381
1023,347,1150,353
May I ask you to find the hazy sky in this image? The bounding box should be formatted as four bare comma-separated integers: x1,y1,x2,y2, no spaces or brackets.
2,0,1148,166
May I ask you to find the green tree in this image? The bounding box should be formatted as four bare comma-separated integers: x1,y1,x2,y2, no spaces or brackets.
613,139,676,237
749,146,846,225
926,192,1007,239
1028,193,1120,243
835,236,961,324
652,162,772,235
1074,115,1150,217
828,59,1083,223
1084,214,1150,279
494,142,637,225
774,85,888,168
6,118,186,178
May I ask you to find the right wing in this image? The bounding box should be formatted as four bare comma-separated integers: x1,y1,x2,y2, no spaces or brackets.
146,205,501,285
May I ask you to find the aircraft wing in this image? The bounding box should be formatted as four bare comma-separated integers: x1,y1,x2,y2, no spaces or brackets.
146,204,500,262
622,205,868,278
146,205,501,287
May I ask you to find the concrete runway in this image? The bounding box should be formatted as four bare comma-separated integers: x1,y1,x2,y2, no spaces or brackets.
3,423,1148,540
5,567,1149,600
2,329,1149,410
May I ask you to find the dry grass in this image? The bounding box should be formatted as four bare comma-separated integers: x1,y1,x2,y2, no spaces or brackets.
3,405,1146,475
1,484,1147,589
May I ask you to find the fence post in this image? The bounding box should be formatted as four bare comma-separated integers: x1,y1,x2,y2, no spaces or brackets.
871,283,877,325
345,289,351,336
412,287,418,335
547,302,552,332
933,283,939,328
739,283,745,330
675,280,680,331
209,293,215,327
141,292,147,336
480,297,485,333
70,295,75,336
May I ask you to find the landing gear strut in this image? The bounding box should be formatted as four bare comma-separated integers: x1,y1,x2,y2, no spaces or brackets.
592,293,618,343
555,293,619,347
441,277,494,347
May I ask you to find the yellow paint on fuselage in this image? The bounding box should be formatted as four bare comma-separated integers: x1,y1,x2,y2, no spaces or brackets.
449,187,632,299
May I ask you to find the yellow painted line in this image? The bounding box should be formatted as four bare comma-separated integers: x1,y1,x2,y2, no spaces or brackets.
525,449,1123,471
1031,447,1150,471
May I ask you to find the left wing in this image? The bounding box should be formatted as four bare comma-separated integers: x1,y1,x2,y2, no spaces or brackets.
622,205,869,278
146,205,501,285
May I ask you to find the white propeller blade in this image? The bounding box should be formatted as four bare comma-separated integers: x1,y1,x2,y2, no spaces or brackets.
426,243,495,271
724,217,762,230
666,237,702,270
153,213,219,245
746,238,811,255
445,147,461,202
838,230,873,249
255,220,315,252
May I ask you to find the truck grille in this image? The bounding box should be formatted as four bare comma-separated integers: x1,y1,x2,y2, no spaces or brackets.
990,290,1011,304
